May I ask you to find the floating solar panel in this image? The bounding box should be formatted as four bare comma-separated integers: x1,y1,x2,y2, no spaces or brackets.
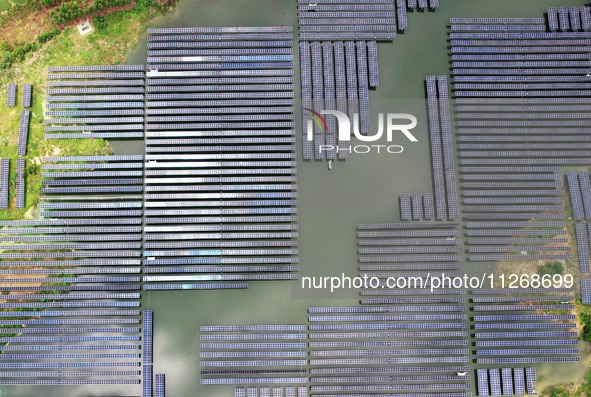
154,373,165,397
426,75,447,220
400,194,411,221
143,311,153,365
397,0,408,31
547,7,559,32
411,193,423,220
582,6,591,31
367,41,379,88
569,7,581,31
6,83,16,108
423,193,435,220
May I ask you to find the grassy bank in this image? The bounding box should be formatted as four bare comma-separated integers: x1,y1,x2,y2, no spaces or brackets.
0,0,167,219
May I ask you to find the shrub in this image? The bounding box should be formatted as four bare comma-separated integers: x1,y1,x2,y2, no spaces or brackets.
50,1,84,24
538,261,564,276
37,28,60,44
93,16,107,30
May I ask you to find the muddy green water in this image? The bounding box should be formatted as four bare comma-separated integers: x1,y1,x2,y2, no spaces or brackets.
6,0,591,396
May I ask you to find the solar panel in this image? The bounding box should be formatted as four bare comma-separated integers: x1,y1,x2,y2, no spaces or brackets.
489,368,501,396
477,369,490,396
513,368,525,396
581,277,591,304
400,194,411,221
6,83,16,108
501,368,513,396
21,84,32,108
16,158,25,209
525,367,537,395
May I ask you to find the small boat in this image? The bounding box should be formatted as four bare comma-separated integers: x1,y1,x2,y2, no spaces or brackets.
328,160,333,170
456,372,468,376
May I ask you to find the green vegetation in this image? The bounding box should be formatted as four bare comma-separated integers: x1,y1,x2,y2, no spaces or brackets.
0,0,167,219
0,28,60,70
0,0,27,12
50,1,84,24
542,368,591,397
580,302,591,343
538,261,565,277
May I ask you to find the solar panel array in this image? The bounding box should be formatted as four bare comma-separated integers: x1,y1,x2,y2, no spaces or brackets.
236,386,308,397
477,369,489,396
143,27,299,289
547,6,591,32
0,163,146,387
320,223,473,396
0,155,148,387
18,110,30,156
142,311,153,397
456,120,568,260
7,83,16,108
0,158,9,209
199,325,308,385
155,373,165,397
297,2,442,162
476,367,536,396
400,193,435,221
582,277,591,304
21,83,32,108
426,75,459,221
451,20,591,168
297,0,396,41
567,172,585,220
15,158,24,208
472,288,579,364
44,65,145,139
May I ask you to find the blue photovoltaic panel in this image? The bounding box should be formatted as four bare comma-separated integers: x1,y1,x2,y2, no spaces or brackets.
525,367,537,395
155,373,165,397
22,84,32,108
489,368,501,396
501,368,513,396
581,277,591,304
400,194,411,221
514,368,525,396
16,159,25,209
143,311,153,365
7,83,16,108
477,369,490,396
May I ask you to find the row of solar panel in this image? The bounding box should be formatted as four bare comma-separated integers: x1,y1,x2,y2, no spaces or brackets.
399,193,435,221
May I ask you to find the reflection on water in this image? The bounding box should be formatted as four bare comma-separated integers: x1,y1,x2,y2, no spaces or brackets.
5,0,591,396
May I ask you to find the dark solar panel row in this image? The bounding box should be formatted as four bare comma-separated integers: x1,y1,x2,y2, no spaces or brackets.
7,83,16,108
144,30,298,288
581,277,591,304
576,223,591,273
18,110,30,156
15,158,24,209
426,76,447,220
21,84,32,108
0,159,8,209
